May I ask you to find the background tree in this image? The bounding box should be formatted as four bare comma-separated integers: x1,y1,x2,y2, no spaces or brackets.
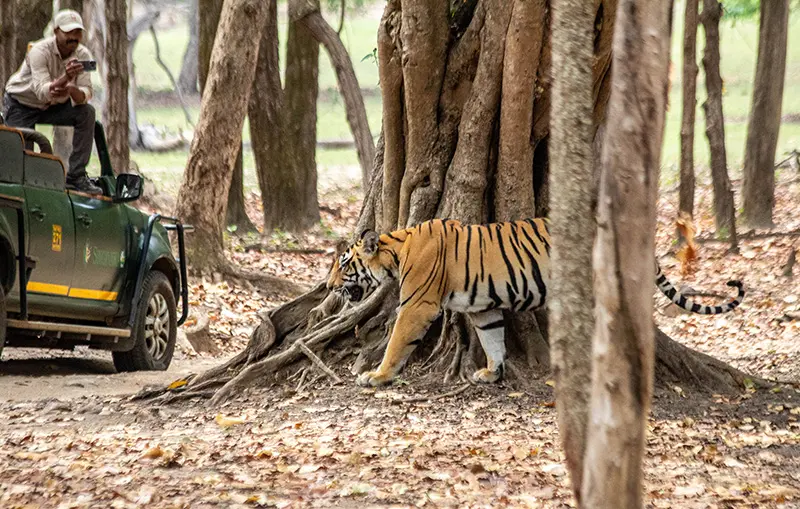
0,0,16,89
174,0,267,268
198,0,255,234
582,0,671,504
250,0,321,233
104,0,130,174
701,0,737,249
741,0,790,228
679,0,699,219
178,0,199,96
549,0,594,501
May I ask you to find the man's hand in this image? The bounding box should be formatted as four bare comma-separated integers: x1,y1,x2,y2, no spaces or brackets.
49,80,69,98
65,59,84,80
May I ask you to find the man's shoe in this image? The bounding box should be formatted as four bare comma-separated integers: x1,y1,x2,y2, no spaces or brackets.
67,174,103,195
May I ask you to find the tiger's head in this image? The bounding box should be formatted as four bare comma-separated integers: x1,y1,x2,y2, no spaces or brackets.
326,230,388,302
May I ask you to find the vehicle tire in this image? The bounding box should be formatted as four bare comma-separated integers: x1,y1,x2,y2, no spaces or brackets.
0,284,6,360
113,271,176,372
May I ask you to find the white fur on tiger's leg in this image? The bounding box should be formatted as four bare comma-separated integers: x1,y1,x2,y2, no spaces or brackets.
469,310,506,384
356,307,438,387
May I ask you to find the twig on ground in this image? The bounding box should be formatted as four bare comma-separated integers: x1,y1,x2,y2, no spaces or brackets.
243,243,329,254
296,340,343,384
391,383,472,404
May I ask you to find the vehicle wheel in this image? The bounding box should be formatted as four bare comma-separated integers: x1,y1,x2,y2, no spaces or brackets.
113,271,176,372
0,284,6,360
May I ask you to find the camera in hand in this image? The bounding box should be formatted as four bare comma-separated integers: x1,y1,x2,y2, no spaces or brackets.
78,60,97,72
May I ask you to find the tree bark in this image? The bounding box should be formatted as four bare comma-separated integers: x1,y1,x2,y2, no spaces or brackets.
12,0,51,75
549,0,595,501
225,145,257,233
741,0,790,229
296,9,374,189
679,0,698,218
581,0,671,505
0,0,16,90
178,0,199,95
249,0,283,232
701,0,737,249
196,0,253,234
274,3,321,232
104,0,130,174
174,0,267,269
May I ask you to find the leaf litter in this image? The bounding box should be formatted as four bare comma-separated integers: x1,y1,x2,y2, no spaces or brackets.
1,177,799,507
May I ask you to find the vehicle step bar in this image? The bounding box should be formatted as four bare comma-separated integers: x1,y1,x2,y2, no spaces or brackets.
7,319,131,337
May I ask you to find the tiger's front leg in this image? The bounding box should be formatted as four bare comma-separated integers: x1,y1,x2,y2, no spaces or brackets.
356,305,439,387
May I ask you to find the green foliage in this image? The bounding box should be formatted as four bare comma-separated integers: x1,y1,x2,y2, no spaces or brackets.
723,0,799,21
723,0,760,21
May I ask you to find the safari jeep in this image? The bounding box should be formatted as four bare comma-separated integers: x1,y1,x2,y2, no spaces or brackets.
0,121,190,371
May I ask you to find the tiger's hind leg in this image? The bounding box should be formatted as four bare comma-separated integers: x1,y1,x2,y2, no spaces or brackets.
469,310,506,384
356,305,439,387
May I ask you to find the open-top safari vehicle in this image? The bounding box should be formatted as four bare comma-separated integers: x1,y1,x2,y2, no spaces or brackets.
0,120,190,371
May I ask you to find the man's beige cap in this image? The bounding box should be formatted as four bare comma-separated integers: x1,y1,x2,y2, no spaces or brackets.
54,9,85,32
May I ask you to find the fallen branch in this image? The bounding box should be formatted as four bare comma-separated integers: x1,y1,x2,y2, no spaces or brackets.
296,340,343,384
390,383,472,404
243,243,329,254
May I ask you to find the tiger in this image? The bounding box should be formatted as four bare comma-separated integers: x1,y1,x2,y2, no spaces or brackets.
326,218,745,387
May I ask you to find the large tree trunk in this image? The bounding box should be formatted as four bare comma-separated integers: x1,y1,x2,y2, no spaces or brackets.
178,0,199,96
679,0,698,218
549,0,595,501
581,0,671,505
701,0,737,249
741,0,790,229
104,0,130,174
174,0,267,269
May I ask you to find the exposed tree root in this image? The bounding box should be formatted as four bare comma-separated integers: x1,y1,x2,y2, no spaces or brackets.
214,262,309,297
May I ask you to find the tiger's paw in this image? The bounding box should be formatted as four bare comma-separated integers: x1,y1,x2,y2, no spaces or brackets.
471,368,502,384
356,370,394,387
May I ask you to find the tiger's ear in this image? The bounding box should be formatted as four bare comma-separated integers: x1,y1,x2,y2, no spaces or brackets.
361,230,380,256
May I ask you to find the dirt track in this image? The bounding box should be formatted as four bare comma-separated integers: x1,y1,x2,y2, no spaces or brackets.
0,348,226,401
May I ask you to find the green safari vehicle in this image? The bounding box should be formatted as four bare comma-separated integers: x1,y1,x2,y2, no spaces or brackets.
0,120,190,371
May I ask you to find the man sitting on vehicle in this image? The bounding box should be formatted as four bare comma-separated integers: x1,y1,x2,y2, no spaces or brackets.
2,9,101,195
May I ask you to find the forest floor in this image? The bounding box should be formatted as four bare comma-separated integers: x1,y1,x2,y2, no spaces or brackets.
1,172,799,508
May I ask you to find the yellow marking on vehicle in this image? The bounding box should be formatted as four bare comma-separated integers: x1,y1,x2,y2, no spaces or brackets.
52,224,62,252
27,281,69,295
67,288,118,301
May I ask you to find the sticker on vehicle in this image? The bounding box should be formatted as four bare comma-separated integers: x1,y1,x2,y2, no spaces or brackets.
52,225,62,252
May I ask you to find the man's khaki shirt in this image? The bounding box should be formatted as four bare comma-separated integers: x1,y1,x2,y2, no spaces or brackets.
5,36,93,110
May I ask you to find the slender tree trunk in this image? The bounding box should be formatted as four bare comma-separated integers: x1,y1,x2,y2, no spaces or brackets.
549,0,594,501
581,0,671,505
225,146,257,233
741,0,789,229
249,0,283,232
701,0,737,249
679,0,698,218
291,0,374,189
104,0,130,174
274,3,321,232
174,0,267,269
197,0,254,233
178,0,199,95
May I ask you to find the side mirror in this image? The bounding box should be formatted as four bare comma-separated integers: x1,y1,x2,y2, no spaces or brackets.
114,173,143,202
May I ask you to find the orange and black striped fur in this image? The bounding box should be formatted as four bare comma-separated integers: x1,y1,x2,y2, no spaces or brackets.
327,218,744,387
